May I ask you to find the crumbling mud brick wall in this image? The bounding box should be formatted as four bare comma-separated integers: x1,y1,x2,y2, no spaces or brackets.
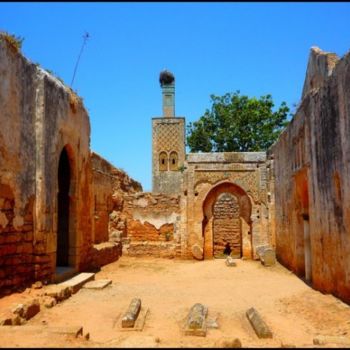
106,163,142,246
91,152,142,243
91,152,116,243
0,34,93,295
118,192,181,258
270,47,350,303
90,152,142,268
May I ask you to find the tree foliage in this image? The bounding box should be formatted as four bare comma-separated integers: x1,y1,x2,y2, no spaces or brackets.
186,91,290,152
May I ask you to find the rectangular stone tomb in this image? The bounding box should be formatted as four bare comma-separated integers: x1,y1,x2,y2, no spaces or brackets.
256,246,276,267
184,303,208,337
313,335,350,346
60,272,95,294
121,298,142,328
82,279,112,290
246,307,272,338
0,325,83,338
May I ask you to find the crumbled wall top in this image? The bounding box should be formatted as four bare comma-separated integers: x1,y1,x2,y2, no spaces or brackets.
91,151,142,193
301,46,339,99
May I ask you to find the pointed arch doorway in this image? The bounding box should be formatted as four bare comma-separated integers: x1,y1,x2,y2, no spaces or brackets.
57,147,71,267
202,182,252,259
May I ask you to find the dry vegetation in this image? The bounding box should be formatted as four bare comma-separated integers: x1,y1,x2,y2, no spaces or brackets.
0,31,24,53
68,89,83,114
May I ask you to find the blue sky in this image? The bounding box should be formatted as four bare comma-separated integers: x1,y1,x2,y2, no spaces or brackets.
1,2,350,191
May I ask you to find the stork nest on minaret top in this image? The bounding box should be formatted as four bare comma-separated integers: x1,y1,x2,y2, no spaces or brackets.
159,70,175,86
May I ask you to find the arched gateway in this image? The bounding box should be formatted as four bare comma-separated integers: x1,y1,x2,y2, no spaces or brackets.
202,182,252,259
56,146,76,267
57,147,70,266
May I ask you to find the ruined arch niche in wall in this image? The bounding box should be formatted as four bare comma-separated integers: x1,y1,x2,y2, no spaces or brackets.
159,151,168,171
202,181,252,259
169,151,178,171
56,144,76,267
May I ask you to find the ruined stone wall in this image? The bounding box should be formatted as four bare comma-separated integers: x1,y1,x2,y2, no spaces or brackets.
0,35,93,294
91,152,117,244
119,192,181,258
41,71,93,274
0,38,38,295
301,46,339,99
90,151,142,267
270,47,350,303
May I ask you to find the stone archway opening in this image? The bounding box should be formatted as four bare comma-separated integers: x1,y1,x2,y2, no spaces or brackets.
202,182,252,260
57,147,71,267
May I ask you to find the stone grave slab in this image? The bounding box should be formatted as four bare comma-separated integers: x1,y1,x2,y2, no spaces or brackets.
60,272,95,294
116,308,149,332
184,303,208,337
246,307,272,338
0,325,83,338
122,298,141,328
82,279,112,290
313,335,350,346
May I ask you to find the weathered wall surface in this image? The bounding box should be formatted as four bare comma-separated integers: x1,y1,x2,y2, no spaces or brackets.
301,46,339,99
91,151,142,265
152,117,186,194
0,35,93,295
213,193,241,257
270,47,350,303
119,192,181,258
91,152,142,244
40,69,93,274
91,152,114,243
183,152,272,260
90,241,122,270
0,38,38,295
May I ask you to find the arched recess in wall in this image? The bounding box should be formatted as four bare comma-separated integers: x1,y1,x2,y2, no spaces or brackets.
56,145,76,267
202,181,252,259
159,151,168,171
294,168,311,282
169,151,178,171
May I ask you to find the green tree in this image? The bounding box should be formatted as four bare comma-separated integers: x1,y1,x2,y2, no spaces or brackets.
187,91,290,152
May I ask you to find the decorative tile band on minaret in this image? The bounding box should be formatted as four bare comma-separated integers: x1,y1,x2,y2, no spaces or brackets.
159,70,175,118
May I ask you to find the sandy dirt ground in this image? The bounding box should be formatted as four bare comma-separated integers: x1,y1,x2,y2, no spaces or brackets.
1,256,350,348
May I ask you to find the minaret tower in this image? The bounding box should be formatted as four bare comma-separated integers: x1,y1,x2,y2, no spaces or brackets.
161,71,175,117
152,70,185,194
